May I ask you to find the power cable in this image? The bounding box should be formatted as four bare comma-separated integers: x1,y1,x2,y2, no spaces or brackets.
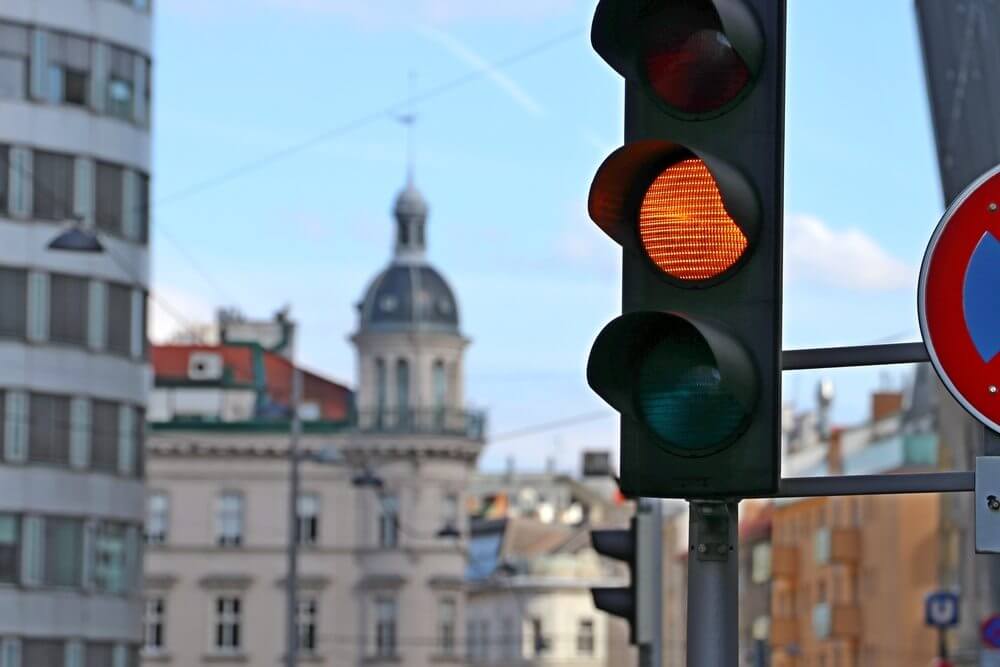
150,27,585,211
489,410,613,443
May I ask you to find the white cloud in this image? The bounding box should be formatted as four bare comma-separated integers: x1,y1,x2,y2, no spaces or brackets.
784,214,915,291
148,284,217,343
416,26,545,116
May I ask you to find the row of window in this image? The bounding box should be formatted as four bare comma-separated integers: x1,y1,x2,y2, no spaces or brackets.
1,390,144,478
1,146,151,244
0,267,146,358
0,513,140,593
0,21,150,125
0,638,139,667
142,594,596,661
466,616,595,662
145,489,461,548
373,357,451,410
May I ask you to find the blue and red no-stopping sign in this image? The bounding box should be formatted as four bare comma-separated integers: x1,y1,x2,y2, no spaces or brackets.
920,165,1000,433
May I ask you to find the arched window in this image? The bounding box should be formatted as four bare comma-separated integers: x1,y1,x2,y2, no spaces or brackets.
395,359,410,422
375,358,387,425
433,360,447,408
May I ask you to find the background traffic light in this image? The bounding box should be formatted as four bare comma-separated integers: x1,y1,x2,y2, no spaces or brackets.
587,0,785,498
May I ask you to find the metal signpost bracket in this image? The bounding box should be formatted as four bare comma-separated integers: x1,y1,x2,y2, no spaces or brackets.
687,500,738,667
976,456,1000,553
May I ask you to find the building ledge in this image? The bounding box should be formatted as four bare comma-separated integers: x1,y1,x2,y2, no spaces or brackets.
202,653,248,663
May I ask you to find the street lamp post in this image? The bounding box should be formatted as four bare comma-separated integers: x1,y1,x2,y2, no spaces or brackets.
285,363,303,667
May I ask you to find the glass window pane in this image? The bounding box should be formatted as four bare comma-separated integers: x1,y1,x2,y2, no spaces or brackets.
0,56,25,99
94,522,127,593
0,515,19,583
85,642,113,667
91,400,119,472
49,273,88,345
107,283,132,356
29,393,71,465
33,151,73,221
44,517,82,586
96,162,124,236
0,268,27,339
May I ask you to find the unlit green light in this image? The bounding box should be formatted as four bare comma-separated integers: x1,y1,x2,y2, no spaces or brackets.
636,331,748,451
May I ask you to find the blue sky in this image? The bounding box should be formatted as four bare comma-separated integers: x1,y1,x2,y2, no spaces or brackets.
150,0,944,473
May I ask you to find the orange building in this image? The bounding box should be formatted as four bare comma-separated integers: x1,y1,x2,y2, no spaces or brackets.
771,390,943,667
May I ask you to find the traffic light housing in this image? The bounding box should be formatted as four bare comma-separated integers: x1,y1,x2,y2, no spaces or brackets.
587,0,785,498
590,510,658,645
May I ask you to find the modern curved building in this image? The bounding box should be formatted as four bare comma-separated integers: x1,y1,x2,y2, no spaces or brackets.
0,0,152,663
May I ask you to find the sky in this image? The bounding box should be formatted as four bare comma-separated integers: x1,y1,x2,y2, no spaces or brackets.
149,0,944,474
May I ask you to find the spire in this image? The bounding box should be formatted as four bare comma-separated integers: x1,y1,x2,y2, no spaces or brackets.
393,71,427,263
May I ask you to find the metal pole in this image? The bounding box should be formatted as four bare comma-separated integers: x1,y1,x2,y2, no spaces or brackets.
637,498,663,667
686,501,738,667
782,341,928,370
285,362,303,667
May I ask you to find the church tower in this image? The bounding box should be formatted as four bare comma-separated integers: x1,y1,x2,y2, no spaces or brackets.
352,179,473,435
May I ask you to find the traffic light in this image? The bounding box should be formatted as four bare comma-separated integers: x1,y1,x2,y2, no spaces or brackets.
587,0,785,498
590,509,658,645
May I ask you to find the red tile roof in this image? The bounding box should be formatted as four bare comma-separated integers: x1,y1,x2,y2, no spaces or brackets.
151,345,352,421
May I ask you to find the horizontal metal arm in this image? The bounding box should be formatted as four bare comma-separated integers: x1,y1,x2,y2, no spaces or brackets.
748,471,976,498
782,342,929,371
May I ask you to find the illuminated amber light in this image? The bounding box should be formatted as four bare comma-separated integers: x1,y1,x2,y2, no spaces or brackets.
639,159,748,281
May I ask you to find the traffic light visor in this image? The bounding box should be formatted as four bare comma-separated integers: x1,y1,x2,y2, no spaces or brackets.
639,1,761,115
639,158,748,281
588,312,757,456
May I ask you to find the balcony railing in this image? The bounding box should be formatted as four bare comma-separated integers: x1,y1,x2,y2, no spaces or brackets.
355,408,487,440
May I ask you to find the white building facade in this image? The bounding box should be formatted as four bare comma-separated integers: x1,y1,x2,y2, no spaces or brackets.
0,0,152,664
142,179,485,667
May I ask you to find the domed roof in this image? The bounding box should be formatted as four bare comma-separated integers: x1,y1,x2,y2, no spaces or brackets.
394,183,428,218
358,263,460,333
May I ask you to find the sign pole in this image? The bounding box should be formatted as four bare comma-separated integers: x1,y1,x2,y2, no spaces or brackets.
686,501,738,667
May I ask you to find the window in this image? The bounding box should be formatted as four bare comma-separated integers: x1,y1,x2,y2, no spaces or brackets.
215,492,243,546
432,360,447,407
214,597,242,653
86,642,113,667
144,597,165,654
0,144,7,215
378,493,399,549
374,596,397,658
29,392,71,465
33,150,73,221
528,617,548,657
296,493,319,546
577,618,595,656
0,515,19,583
0,268,27,339
442,492,459,530
296,599,317,655
395,359,409,419
0,22,29,99
438,598,456,655
752,543,772,583
44,517,82,586
137,172,150,243
46,32,91,107
375,358,386,423
108,46,135,120
91,399,119,472
49,273,89,345
23,640,64,665
106,283,133,355
146,492,168,544
96,162,124,236
94,522,128,593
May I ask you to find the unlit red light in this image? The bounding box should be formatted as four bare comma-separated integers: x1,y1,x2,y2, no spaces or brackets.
638,159,748,281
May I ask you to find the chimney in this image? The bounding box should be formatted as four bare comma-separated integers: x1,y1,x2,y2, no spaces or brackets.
826,428,843,475
871,391,903,422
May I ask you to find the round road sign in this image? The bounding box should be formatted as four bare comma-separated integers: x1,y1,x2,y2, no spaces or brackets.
983,614,1000,649
919,165,1000,433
